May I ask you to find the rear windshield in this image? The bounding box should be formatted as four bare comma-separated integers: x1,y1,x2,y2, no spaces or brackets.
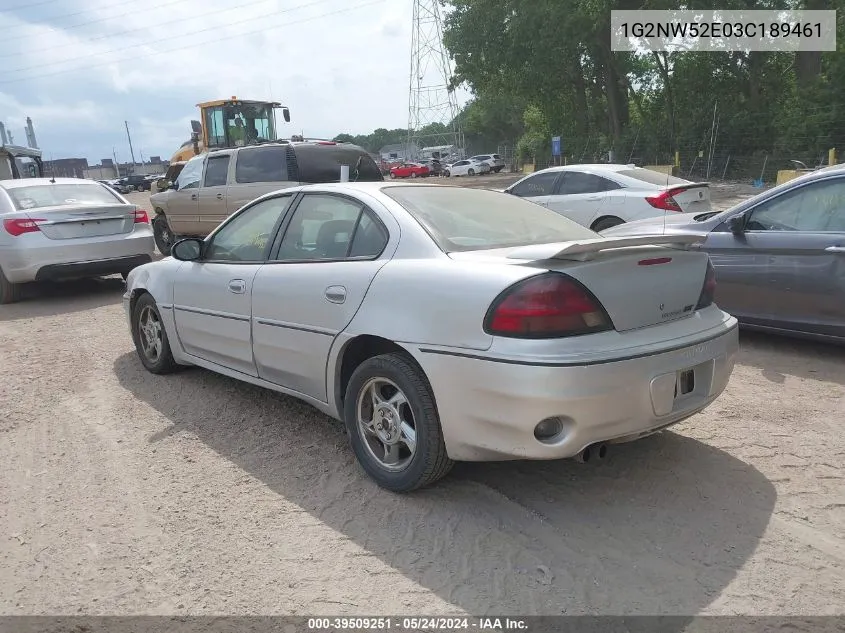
617,168,690,186
383,186,597,252
7,183,120,210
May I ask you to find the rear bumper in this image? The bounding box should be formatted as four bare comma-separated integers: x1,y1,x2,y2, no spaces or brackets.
409,317,739,462
0,228,154,283
35,254,152,281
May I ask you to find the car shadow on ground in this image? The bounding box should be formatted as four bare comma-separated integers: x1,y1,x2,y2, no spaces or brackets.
738,330,845,386
113,352,775,614
0,276,125,321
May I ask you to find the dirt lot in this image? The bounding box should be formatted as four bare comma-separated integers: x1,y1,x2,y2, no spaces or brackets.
1,176,843,616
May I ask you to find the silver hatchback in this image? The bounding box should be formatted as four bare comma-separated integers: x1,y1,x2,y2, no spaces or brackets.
0,178,155,303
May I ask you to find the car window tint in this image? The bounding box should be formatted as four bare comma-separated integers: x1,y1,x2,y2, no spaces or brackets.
277,194,364,260
205,195,293,262
203,155,230,187
557,172,620,195
349,210,388,258
175,156,204,190
510,171,559,197
747,178,845,232
235,146,289,184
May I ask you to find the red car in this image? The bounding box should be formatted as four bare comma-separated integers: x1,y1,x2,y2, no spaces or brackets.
389,162,430,179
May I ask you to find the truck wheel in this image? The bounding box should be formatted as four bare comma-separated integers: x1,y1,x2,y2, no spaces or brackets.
152,214,174,256
0,267,21,305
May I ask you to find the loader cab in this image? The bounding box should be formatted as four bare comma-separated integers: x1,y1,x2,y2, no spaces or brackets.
199,98,291,151
0,146,43,180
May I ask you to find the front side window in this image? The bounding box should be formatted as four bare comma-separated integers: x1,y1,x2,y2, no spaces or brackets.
276,194,366,260
747,178,845,232
205,195,293,262
204,155,230,187
7,183,120,210
235,146,289,184
175,156,204,190
510,171,559,197
384,185,596,252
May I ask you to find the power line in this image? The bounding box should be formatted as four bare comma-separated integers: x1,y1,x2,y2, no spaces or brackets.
0,0,173,31
2,0,188,40
0,0,384,85
1,0,65,12
3,0,335,72
0,0,276,59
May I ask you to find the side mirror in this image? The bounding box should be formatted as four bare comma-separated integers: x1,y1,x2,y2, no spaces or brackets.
282,107,291,123
727,214,745,235
171,238,203,261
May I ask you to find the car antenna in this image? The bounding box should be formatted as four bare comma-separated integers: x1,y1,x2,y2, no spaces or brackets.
49,154,56,183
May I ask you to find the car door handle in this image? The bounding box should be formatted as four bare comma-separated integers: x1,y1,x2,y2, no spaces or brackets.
825,246,845,253
586,195,603,200
216,193,224,200
325,285,347,304
228,279,246,294
191,194,198,200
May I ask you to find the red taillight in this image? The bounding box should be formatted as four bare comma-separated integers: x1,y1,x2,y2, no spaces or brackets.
645,189,684,212
3,218,44,236
696,259,717,309
485,273,613,338
134,208,149,223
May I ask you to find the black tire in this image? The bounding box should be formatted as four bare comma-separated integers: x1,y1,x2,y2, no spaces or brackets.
389,172,396,179
443,170,450,177
152,213,174,256
131,293,178,374
344,353,454,492
0,266,21,305
410,172,418,178
468,168,475,176
591,216,625,232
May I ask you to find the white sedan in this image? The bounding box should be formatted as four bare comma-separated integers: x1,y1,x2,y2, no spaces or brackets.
124,182,737,492
505,164,711,231
444,159,491,177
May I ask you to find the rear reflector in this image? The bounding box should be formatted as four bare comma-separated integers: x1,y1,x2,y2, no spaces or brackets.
3,218,44,236
134,209,149,223
638,257,673,266
484,272,613,338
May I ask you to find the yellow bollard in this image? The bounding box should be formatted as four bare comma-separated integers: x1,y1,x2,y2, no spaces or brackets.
674,150,680,168
829,148,836,166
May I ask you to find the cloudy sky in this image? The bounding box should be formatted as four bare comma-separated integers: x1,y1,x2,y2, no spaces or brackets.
0,0,464,164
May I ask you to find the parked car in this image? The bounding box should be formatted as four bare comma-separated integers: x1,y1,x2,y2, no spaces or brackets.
504,164,711,232
444,159,491,177
120,174,151,192
470,153,505,173
107,179,132,194
425,159,443,176
0,177,154,303
600,165,845,343
149,141,382,255
125,182,738,491
389,162,430,179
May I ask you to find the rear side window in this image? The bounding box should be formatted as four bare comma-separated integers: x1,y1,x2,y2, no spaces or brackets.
293,145,384,183
235,146,289,184
617,168,689,187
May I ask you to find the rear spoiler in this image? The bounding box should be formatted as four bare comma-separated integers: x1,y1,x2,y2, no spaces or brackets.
506,234,703,262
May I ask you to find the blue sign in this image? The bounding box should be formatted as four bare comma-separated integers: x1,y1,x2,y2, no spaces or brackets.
551,136,562,157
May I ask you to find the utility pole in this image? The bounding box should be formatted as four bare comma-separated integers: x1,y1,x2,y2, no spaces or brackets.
124,121,137,170
112,147,120,178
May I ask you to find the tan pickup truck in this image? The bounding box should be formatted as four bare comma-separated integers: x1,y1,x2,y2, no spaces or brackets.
149,141,381,255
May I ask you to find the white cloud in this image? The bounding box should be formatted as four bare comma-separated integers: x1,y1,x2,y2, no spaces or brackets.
0,0,467,161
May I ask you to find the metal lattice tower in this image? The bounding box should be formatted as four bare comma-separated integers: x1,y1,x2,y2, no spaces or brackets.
407,0,464,160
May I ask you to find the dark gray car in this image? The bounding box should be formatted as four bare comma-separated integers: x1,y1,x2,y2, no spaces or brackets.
600,165,845,343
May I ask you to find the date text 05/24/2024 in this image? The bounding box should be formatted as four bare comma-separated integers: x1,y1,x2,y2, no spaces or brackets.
307,617,528,631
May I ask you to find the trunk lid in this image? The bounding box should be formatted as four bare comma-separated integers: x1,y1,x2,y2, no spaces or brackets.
451,238,709,332
23,204,137,240
666,183,711,214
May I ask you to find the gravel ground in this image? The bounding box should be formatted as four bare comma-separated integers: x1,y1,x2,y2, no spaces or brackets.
1,177,843,616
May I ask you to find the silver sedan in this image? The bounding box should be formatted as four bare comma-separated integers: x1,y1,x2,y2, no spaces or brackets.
0,177,155,303
124,182,738,492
